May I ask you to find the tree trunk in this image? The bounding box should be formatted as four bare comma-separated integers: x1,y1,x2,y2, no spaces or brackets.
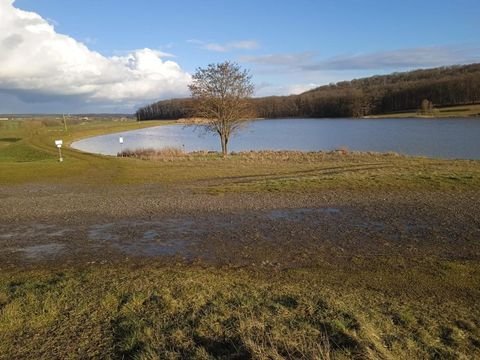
220,134,227,157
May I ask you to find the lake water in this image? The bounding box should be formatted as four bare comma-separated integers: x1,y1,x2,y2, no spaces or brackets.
71,118,480,159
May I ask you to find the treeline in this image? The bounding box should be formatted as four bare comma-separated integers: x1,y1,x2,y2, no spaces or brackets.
136,63,480,120
136,99,195,121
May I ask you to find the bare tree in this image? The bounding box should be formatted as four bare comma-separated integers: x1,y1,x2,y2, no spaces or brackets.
420,99,433,114
189,61,254,156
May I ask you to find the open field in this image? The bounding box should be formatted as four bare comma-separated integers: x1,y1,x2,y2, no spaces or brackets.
365,103,480,119
1,262,479,359
1,118,480,359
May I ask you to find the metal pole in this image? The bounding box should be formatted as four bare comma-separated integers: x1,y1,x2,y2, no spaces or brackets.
63,114,68,132
58,146,63,162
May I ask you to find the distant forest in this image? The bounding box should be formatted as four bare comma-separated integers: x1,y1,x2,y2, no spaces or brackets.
136,63,480,120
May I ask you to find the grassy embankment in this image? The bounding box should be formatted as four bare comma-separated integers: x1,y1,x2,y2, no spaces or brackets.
1,118,479,191
365,103,480,118
1,118,480,359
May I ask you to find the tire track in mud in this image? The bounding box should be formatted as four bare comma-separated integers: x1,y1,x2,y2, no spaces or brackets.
196,162,395,187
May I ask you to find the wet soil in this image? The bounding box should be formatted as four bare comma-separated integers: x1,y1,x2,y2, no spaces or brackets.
0,184,479,269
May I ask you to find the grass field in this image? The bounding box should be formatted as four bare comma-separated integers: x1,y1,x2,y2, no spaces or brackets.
365,103,480,118
1,118,480,359
1,261,479,359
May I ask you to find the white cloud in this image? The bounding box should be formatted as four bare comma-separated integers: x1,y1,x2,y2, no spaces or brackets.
240,52,314,67
83,37,97,45
255,82,319,97
285,83,319,94
188,39,259,52
242,46,480,72
303,46,480,71
0,0,191,112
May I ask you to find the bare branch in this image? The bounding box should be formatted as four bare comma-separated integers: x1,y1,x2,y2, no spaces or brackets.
189,61,254,156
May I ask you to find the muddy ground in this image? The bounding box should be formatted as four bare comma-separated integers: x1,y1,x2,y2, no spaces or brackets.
0,184,479,269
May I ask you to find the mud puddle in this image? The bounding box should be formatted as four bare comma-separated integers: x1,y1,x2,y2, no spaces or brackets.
0,206,476,266
266,208,341,221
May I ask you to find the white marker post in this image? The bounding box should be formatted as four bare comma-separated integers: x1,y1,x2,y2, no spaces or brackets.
119,136,124,156
55,140,63,162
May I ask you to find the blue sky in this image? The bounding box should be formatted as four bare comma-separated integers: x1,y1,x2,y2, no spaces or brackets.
1,0,479,113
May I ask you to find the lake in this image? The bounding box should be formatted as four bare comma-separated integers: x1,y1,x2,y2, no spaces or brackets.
71,118,480,159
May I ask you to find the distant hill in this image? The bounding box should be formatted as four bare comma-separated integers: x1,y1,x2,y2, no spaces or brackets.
1,114,134,118
136,63,480,120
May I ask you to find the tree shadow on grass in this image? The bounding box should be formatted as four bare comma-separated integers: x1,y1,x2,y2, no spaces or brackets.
194,335,252,359
0,138,21,143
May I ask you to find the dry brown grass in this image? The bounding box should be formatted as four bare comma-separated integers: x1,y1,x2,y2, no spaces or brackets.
119,147,186,160
1,260,479,359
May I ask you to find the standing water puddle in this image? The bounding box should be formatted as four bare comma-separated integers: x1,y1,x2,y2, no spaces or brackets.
266,208,341,221
86,219,198,257
0,224,71,240
19,243,66,260
0,208,441,264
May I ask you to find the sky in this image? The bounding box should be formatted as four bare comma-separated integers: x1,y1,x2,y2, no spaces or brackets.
0,0,479,113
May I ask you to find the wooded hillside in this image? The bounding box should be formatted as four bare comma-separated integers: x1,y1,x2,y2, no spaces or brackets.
136,63,480,120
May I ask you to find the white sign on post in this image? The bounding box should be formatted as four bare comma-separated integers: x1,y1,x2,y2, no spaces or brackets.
118,136,124,157
55,140,64,162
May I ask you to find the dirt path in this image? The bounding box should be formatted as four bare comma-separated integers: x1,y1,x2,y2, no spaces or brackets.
1,184,479,268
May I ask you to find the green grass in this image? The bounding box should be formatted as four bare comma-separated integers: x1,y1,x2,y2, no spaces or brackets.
0,141,52,162
0,118,172,184
1,259,479,359
200,153,480,193
366,103,480,118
